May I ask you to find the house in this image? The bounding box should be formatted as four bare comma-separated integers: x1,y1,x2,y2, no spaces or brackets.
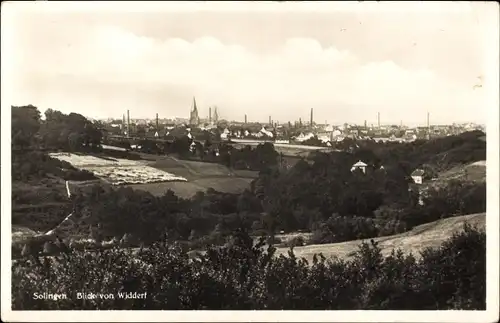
189,141,197,153
411,169,425,184
351,160,368,174
316,132,331,143
260,127,274,138
294,132,314,142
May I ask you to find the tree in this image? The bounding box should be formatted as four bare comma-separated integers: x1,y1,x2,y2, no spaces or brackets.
172,135,191,157
68,132,82,151
39,109,102,151
12,105,41,150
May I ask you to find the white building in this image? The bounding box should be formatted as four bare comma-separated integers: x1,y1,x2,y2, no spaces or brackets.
351,160,368,174
411,169,425,184
294,132,314,142
260,127,274,138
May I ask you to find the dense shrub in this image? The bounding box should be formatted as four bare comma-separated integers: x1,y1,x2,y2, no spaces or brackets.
12,151,96,182
281,236,307,248
310,214,380,244
12,224,485,310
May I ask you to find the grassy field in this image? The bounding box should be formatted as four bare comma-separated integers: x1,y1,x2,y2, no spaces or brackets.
127,177,254,198
275,213,485,263
130,155,257,198
432,160,486,187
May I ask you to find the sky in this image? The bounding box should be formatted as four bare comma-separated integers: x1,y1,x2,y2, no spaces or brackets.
2,1,496,125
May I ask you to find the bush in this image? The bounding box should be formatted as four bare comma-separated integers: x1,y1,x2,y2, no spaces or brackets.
282,236,307,248
12,224,485,310
310,215,380,244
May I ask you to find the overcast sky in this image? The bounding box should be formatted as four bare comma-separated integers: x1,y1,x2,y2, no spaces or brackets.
2,2,496,125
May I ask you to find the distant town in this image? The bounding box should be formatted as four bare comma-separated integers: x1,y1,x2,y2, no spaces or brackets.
96,97,485,148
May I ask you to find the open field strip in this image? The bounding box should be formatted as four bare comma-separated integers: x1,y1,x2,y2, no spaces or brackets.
101,144,127,151
437,160,486,183
274,213,485,263
49,152,187,185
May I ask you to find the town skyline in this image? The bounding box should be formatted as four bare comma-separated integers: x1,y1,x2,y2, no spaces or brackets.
5,2,491,125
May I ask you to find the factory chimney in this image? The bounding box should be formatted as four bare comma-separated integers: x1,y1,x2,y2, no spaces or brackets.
127,110,130,138
427,112,430,140
156,113,159,130
209,107,212,124
245,114,247,124
310,108,314,126
377,112,381,128
269,115,272,125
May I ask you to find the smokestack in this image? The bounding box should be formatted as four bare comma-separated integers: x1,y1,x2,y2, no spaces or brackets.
364,120,367,128
209,107,212,123
427,112,430,140
245,114,247,124
122,114,126,132
156,113,159,130
310,108,314,126
127,110,130,138
377,112,380,128
269,115,272,125
299,118,302,127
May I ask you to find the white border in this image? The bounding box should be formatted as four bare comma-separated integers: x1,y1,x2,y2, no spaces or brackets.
1,1,499,322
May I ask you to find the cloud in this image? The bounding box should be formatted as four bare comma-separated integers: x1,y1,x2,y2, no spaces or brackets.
12,24,484,124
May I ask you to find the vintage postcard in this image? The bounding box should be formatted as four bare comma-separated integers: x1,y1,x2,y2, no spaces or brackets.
1,1,499,322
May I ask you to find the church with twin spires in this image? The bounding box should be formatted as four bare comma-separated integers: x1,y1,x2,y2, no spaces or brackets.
189,96,218,126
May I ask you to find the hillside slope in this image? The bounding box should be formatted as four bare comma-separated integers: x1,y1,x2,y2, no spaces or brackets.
276,213,485,263
438,160,486,182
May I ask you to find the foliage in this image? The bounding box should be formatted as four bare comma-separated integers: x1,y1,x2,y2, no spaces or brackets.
41,109,103,151
12,224,485,310
12,151,96,182
302,136,327,147
12,105,41,150
310,214,379,244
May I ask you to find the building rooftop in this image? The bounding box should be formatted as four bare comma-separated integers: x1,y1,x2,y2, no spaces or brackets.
352,160,368,167
411,169,425,176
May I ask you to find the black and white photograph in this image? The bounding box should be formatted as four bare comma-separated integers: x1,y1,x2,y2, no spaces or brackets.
1,1,499,322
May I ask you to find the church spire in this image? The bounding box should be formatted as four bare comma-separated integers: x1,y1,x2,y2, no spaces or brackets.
192,97,198,113
190,96,200,126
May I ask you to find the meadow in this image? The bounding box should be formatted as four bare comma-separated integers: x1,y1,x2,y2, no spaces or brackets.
275,212,485,262
130,154,258,198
